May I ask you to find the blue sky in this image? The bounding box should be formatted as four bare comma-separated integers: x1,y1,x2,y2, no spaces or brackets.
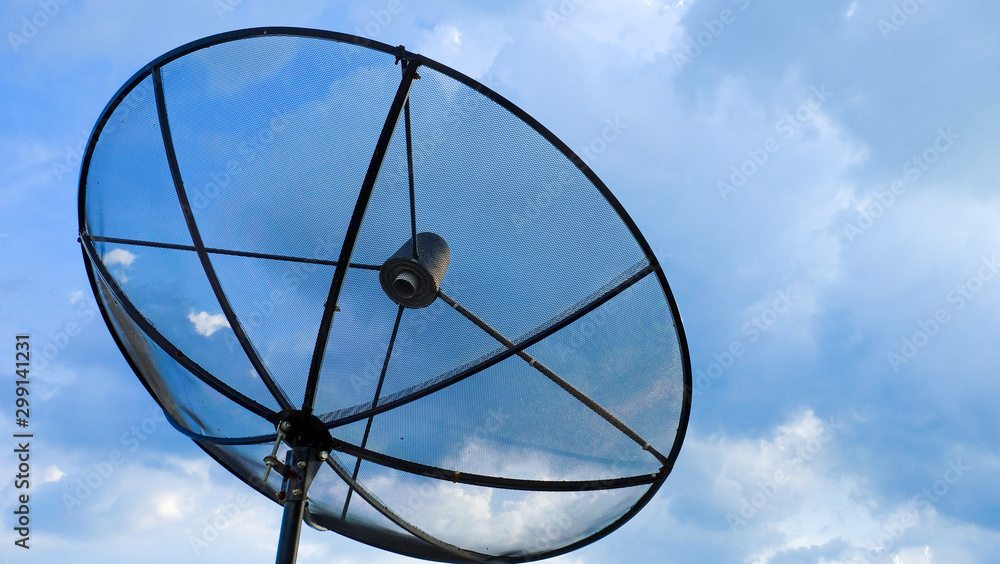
2,1,999,563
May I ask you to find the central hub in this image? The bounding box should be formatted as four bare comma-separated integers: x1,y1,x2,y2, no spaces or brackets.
379,232,451,308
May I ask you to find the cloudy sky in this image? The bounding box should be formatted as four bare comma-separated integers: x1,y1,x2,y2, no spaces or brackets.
2,1,999,563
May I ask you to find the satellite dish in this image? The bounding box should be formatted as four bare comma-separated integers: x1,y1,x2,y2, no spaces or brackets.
78,27,691,564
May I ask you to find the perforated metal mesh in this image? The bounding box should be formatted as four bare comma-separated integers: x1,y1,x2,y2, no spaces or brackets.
79,28,690,563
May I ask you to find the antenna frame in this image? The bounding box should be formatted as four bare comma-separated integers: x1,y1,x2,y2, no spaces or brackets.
77,27,693,564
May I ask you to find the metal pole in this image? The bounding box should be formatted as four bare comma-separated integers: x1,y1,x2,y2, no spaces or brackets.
274,447,311,564
275,496,306,564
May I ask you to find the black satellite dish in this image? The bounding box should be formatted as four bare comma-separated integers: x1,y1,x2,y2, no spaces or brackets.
78,28,691,563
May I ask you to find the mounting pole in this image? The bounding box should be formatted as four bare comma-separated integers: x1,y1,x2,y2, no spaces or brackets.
275,446,311,564
270,412,334,564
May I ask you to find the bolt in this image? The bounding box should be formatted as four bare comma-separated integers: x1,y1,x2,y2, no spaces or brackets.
279,421,292,432
292,489,303,497
318,451,329,461
297,461,307,469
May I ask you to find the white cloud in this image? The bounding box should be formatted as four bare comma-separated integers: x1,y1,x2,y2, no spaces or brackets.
43,465,67,483
28,452,283,563
166,456,213,481
353,441,646,556
647,410,999,564
103,247,138,282
104,248,137,268
152,493,185,520
416,21,512,79
893,546,934,564
548,0,688,63
188,310,230,337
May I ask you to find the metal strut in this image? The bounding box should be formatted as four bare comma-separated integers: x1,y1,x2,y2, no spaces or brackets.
437,288,669,466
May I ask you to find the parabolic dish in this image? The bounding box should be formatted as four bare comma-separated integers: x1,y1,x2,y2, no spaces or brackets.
78,28,692,563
